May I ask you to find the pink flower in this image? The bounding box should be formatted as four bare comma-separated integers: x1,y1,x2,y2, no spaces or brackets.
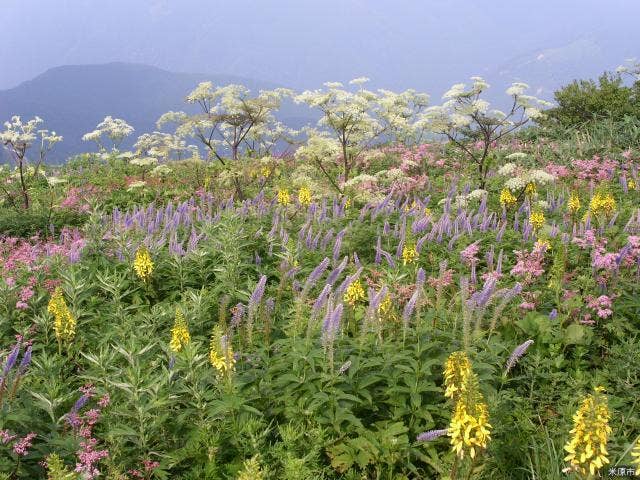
13,432,36,456
460,242,480,267
519,301,536,311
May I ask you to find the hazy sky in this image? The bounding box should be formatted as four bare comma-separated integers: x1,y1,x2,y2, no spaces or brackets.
1,0,638,93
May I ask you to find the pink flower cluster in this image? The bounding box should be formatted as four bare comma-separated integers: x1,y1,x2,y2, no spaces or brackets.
460,241,480,267
0,429,36,456
65,385,110,480
572,155,618,182
60,185,98,212
128,459,161,479
0,228,86,311
510,243,547,281
544,163,571,178
585,294,613,319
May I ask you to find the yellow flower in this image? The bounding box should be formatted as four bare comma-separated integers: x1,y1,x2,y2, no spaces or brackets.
443,351,472,401
449,397,492,460
298,186,312,206
378,294,392,317
424,207,432,217
344,280,365,306
48,287,76,342
169,309,190,352
631,437,640,470
133,245,154,282
203,176,211,191
535,238,551,252
402,243,419,265
525,182,537,197
627,178,636,190
237,455,264,480
589,192,616,218
500,188,517,208
261,166,271,178
209,326,235,374
563,387,612,477
277,188,290,206
568,192,581,214
444,352,492,459
529,210,545,231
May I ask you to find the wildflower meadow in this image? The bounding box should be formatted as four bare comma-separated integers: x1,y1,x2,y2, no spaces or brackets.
1,69,640,479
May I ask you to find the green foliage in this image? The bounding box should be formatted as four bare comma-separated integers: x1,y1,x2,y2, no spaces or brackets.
545,72,640,128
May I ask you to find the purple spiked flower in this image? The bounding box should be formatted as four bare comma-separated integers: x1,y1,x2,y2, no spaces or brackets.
402,289,420,327
249,275,267,310
312,284,332,317
302,258,330,295
505,339,534,373
2,341,21,377
18,346,32,374
417,429,449,442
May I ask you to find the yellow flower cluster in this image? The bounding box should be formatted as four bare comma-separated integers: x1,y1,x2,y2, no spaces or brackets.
525,182,537,197
500,188,517,208
297,186,312,206
443,351,491,459
568,192,581,214
169,309,190,352
378,294,392,317
631,438,640,470
529,210,545,231
564,387,612,477
424,207,432,217
277,188,290,206
344,280,365,306
449,395,492,460
589,192,617,218
443,351,472,401
133,246,154,282
48,287,76,342
628,179,637,191
402,243,418,265
209,326,235,374
237,455,264,480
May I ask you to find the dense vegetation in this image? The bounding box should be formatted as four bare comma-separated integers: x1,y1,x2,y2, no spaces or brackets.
0,70,639,479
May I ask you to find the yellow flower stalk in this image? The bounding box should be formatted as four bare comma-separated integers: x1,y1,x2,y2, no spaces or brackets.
209,326,235,374
500,188,517,208
48,287,76,342
402,243,419,265
568,192,581,214
449,394,492,460
277,188,290,206
237,455,264,480
631,437,640,470
297,186,312,206
529,210,545,231
563,387,612,477
378,293,392,317
133,245,154,282
169,309,190,352
443,351,472,401
589,192,616,218
343,279,365,306
443,352,491,459
525,182,537,197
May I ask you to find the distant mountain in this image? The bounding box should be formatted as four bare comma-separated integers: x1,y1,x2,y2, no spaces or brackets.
0,62,310,163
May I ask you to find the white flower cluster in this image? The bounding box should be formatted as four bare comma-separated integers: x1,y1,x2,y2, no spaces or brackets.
501,168,555,192
83,116,134,151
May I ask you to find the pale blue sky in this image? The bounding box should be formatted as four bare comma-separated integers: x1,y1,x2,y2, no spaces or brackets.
1,0,637,94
